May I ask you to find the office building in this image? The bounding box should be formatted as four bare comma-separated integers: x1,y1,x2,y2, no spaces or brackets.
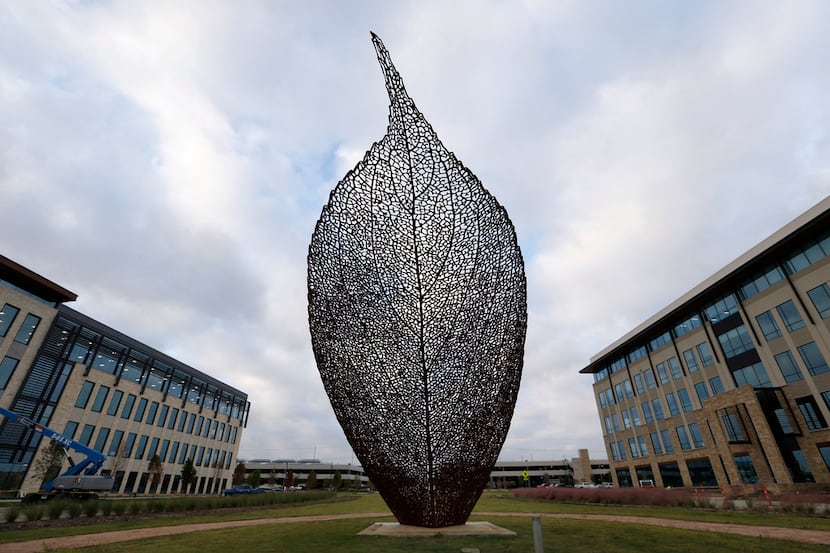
582,196,830,489
0,255,249,497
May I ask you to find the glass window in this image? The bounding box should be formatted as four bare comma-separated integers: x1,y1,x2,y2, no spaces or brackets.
819,445,830,471
187,413,196,434
611,413,621,432
741,266,785,299
13,313,41,344
63,420,79,439
196,416,204,435
709,376,725,395
169,441,180,463
159,439,170,461
696,342,714,367
148,437,160,459
677,388,693,412
91,385,109,413
823,390,830,411
774,350,804,383
667,357,683,380
733,362,772,388
93,427,110,452
694,381,710,403
0,356,20,388
134,398,148,422
652,399,665,420
623,380,634,399
622,410,632,429
705,294,739,322
674,314,702,337
629,407,641,426
807,284,830,319
683,349,699,373
660,429,674,453
734,454,759,484
75,381,95,409
720,407,747,442
106,390,124,416
666,393,680,416
777,300,805,332
796,397,828,430
792,450,815,483
614,383,624,402
686,459,717,486
168,408,179,430
628,437,640,458
688,422,705,448
650,432,663,455
79,424,95,446
633,373,644,393
797,342,830,376
774,408,796,435
0,304,20,336
135,435,149,459
717,325,755,358
644,369,656,389
637,435,649,457
604,416,612,434
197,446,205,466
755,311,782,341
178,411,188,432
146,401,159,425
124,433,137,458
108,430,124,456
676,426,691,450
157,405,169,428
656,363,670,384
121,394,136,419
649,331,671,352
641,401,654,423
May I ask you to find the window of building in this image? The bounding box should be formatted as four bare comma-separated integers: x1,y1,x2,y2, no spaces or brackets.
686,459,717,486
741,266,785,300
733,362,772,388
823,391,830,411
709,376,725,395
633,373,644,393
674,314,702,337
160,439,170,461
616,440,627,461
63,420,79,439
629,345,648,363
734,454,759,484
792,450,815,483
94,427,110,453
121,394,136,419
644,369,656,389
630,407,642,426
604,416,612,435
133,398,148,422
106,390,124,416
124,433,137,458
148,437,160,459
75,381,95,409
196,416,204,436
720,407,748,442
610,441,619,462
623,379,634,399
178,411,188,432
622,410,632,429
108,430,124,456
718,325,755,358
136,435,148,459
168,408,179,430
755,311,782,341
656,362,670,384
694,381,710,404
0,304,20,336
797,342,830,376
79,424,95,446
628,438,640,458
169,441,180,463
91,385,109,413
650,432,663,454
668,357,683,380
676,426,691,450
777,300,805,332
774,408,797,435
642,402,654,423
13,313,41,345
187,414,196,434
659,462,684,487
616,469,632,487
652,399,666,420
614,382,624,403
146,401,159,425
157,405,169,428
611,413,621,432
0,356,20,389
796,396,828,430
807,283,830,319
637,435,649,457
683,348,699,373
650,331,672,352
774,350,804,383
705,294,739,323
677,388,693,413
197,446,206,466
688,422,705,448
819,444,830,471
697,342,714,367
666,393,680,416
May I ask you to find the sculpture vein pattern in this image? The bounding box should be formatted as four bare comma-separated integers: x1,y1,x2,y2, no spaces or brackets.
307,34,527,528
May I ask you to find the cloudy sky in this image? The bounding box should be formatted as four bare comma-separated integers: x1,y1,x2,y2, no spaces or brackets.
2,1,829,464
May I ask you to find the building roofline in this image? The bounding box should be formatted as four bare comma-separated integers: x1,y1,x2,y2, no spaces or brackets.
0,255,77,304
581,194,830,374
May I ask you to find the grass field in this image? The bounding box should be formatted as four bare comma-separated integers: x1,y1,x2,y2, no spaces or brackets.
2,491,829,552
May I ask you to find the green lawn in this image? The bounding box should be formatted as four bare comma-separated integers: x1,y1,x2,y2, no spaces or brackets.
2,491,828,552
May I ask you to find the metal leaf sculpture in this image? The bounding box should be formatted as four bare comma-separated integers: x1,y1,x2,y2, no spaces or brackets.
308,33,527,528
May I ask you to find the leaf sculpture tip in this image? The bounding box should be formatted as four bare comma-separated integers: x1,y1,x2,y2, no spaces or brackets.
370,32,407,106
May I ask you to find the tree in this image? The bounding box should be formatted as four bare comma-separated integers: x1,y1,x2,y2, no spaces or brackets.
305,470,317,490
31,441,65,488
232,462,247,485
332,470,342,490
246,469,261,488
285,469,293,488
180,458,197,494
148,454,164,494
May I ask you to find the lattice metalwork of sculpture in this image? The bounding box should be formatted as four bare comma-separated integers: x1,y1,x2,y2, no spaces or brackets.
307,33,527,528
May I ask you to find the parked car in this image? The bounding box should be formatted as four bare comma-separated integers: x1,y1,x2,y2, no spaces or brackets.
575,482,597,488
222,484,265,496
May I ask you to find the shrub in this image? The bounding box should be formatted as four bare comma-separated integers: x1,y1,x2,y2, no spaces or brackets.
4,505,21,523
67,501,83,519
47,500,67,520
112,501,126,516
22,504,44,522
83,500,100,518
100,500,114,516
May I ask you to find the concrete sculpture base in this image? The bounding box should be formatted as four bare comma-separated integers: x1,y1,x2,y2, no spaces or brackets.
358,521,516,537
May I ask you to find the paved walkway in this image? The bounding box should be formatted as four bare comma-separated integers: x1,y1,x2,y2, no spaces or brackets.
5,511,830,552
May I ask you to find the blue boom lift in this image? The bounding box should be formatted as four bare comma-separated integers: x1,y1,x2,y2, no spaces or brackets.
0,405,113,501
